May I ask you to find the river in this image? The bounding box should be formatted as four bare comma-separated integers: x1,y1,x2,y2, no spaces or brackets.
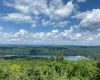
0,54,84,60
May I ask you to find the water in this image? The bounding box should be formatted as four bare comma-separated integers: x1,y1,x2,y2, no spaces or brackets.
0,54,84,60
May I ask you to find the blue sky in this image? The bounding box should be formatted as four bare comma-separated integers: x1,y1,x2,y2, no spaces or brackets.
0,0,100,45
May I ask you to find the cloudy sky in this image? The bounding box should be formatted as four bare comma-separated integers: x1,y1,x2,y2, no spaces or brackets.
0,0,100,45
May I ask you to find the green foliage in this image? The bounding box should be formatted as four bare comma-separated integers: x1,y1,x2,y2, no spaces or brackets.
56,53,64,61
10,64,21,72
0,58,99,80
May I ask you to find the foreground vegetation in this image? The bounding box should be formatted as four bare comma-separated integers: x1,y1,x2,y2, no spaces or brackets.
0,57,100,80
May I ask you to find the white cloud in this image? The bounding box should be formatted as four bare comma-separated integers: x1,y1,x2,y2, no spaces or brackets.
2,13,33,23
42,19,68,27
56,21,69,27
2,0,75,28
1,0,100,45
72,11,90,19
0,28,100,45
86,37,93,41
31,24,38,28
52,30,59,33
51,1,74,20
8,38,21,42
42,19,55,27
73,9,100,31
14,29,28,37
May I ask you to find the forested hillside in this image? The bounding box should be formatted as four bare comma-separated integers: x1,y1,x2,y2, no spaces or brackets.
0,46,100,59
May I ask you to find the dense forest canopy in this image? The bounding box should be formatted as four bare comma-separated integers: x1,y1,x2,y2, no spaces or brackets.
0,57,99,80
0,45,100,59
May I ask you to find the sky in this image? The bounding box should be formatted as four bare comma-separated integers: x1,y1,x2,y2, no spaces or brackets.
0,0,100,45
